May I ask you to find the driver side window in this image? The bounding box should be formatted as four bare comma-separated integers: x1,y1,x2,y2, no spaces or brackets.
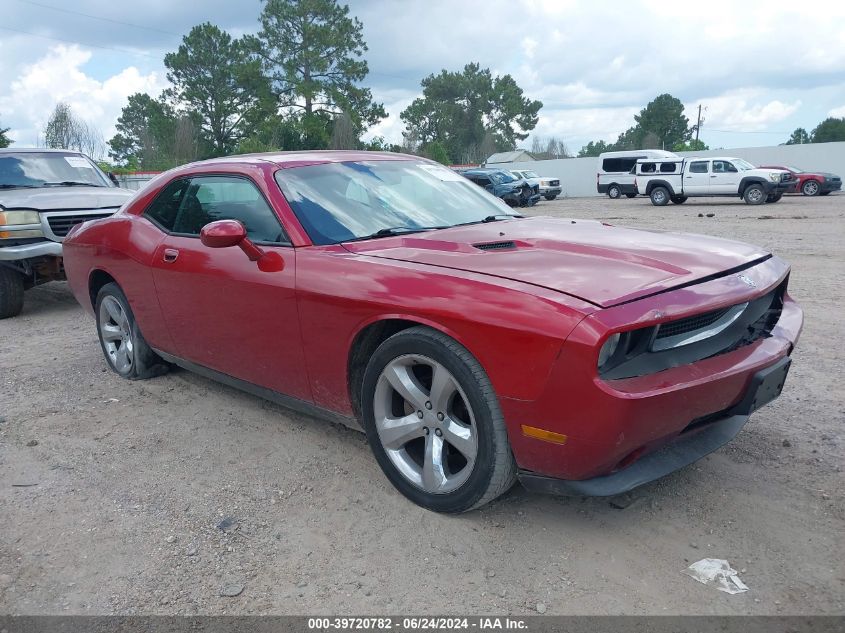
170,176,287,244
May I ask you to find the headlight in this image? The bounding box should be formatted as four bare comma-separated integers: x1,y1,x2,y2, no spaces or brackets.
0,210,40,226
597,333,621,369
769,173,781,182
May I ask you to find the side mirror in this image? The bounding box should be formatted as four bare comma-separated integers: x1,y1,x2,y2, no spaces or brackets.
200,219,246,249
200,219,284,272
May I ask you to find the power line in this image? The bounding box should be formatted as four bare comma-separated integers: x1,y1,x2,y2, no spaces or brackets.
14,0,179,36
0,25,162,60
706,128,792,135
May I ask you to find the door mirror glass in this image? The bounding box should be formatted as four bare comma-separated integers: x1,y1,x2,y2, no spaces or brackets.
200,219,246,249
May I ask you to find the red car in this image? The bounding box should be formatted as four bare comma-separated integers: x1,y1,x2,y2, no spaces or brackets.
62,151,803,513
761,164,842,196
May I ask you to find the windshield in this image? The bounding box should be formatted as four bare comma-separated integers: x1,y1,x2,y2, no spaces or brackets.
785,165,803,173
733,158,756,171
0,151,109,188
523,171,539,178
275,160,518,245
489,171,516,184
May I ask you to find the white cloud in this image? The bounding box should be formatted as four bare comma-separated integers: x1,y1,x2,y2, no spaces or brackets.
0,45,166,156
828,105,845,118
694,90,802,132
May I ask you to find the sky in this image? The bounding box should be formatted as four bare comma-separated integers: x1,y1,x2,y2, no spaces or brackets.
1,0,844,158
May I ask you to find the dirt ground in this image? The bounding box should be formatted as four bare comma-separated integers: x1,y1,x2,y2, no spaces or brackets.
1,193,843,616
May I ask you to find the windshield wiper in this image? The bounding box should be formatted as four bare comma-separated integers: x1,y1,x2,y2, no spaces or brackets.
344,226,436,242
450,214,525,228
0,184,40,189
42,181,104,187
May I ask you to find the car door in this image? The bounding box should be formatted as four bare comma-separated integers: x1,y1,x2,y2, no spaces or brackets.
146,174,312,402
710,160,740,194
683,160,711,194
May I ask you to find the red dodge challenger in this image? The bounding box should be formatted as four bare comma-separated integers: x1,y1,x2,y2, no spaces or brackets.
62,151,803,512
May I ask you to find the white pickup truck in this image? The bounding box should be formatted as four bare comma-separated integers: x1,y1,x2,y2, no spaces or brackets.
635,156,797,206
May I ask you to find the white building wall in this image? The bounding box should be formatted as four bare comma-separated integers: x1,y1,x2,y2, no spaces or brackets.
507,141,845,198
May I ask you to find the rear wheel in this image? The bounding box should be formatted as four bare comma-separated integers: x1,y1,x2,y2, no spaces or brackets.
743,184,766,205
0,266,25,319
801,180,820,196
607,184,621,199
361,326,516,513
95,282,168,380
670,196,688,204
650,187,670,206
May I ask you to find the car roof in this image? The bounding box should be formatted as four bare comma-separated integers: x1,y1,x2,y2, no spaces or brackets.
0,147,85,155
184,150,420,169
464,167,509,175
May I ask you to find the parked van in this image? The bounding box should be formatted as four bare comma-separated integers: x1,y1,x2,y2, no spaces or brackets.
597,149,678,198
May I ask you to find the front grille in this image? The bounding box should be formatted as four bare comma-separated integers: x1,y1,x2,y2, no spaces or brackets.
47,212,113,237
474,241,516,251
655,307,731,340
549,179,560,186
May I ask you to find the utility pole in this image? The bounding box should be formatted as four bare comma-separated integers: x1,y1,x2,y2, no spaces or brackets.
695,104,702,144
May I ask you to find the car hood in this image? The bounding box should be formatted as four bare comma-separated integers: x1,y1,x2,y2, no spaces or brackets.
342,217,770,308
0,186,133,211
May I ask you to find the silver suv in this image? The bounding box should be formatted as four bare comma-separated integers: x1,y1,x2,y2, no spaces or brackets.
0,148,133,318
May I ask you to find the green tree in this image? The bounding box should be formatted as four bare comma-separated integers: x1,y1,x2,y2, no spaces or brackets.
673,139,709,151
400,63,542,163
577,140,612,157
0,115,11,148
785,127,810,145
810,117,845,143
423,141,450,165
630,93,690,150
165,23,273,155
251,0,385,136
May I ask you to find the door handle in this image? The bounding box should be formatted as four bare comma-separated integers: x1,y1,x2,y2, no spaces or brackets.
710,175,717,178
163,248,179,263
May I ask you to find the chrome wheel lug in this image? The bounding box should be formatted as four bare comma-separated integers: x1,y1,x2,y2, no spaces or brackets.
435,428,443,437
423,427,429,435
437,412,444,421
417,411,424,419
425,401,432,410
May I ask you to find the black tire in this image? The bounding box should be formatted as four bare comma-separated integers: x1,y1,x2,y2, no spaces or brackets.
650,186,670,206
819,191,831,196
766,193,783,203
607,184,621,199
743,184,766,205
670,196,688,204
544,194,557,201
625,192,637,199
361,326,516,513
801,180,821,196
0,266,25,319
95,282,168,380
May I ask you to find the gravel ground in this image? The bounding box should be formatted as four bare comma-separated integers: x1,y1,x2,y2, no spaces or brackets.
1,193,843,616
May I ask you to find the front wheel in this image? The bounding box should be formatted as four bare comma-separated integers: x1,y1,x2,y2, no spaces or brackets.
361,327,516,513
0,266,25,319
801,180,820,196
766,193,783,203
743,184,766,205
625,192,637,199
607,184,621,199
650,187,670,206
95,282,168,380
544,194,557,201
671,196,688,204
819,191,831,196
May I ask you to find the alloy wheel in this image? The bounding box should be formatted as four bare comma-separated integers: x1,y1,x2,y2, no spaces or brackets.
373,354,478,494
99,295,134,373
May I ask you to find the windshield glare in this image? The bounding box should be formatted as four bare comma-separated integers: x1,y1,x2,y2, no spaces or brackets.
733,158,755,171
0,152,108,188
275,160,518,245
489,171,515,184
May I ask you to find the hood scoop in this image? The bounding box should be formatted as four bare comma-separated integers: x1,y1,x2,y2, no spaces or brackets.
473,240,517,251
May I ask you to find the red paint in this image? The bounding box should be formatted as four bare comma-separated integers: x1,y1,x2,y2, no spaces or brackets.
62,151,803,483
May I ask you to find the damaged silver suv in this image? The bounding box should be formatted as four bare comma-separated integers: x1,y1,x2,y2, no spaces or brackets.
0,148,133,318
